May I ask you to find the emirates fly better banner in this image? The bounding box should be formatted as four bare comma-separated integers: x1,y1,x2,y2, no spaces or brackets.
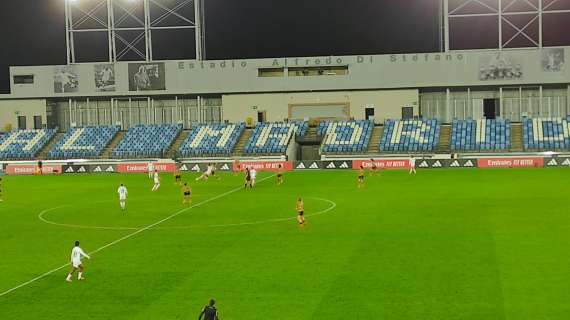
477,157,544,168
352,159,410,170
116,162,176,173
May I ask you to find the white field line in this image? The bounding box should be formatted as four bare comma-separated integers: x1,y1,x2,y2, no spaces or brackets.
0,174,276,298
38,198,336,231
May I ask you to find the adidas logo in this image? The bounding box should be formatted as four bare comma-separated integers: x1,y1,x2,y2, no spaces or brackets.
464,160,474,167
179,164,188,171
220,164,230,170
65,167,74,173
77,166,86,173
191,164,201,172
432,161,442,168
105,166,114,172
419,161,429,168
547,159,558,166
296,163,306,169
93,166,102,172
339,162,349,169
450,160,460,167
326,162,336,169
309,162,319,169
562,159,570,166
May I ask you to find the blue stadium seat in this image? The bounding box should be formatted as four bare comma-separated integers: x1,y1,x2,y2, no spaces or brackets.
523,117,570,150
318,120,373,153
112,124,182,158
48,126,119,159
379,119,440,152
244,122,308,155
178,123,245,157
450,119,510,151
0,129,57,159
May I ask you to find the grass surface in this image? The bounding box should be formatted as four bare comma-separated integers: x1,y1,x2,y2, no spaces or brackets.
0,169,569,319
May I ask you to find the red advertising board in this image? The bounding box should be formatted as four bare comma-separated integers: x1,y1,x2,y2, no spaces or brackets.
233,161,293,172
353,159,410,170
477,157,544,168
117,162,176,173
5,164,62,175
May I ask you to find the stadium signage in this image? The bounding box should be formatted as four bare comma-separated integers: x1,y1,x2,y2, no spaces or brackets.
5,164,62,175
117,163,176,173
233,161,293,172
477,157,544,168
178,163,232,172
389,53,464,63
180,60,249,70
353,159,410,170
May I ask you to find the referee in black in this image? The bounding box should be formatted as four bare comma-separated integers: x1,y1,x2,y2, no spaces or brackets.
198,299,219,320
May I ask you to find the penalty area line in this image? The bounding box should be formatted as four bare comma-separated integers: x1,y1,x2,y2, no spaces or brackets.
0,174,276,298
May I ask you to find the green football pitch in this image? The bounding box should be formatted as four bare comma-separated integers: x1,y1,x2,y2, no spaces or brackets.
0,168,568,319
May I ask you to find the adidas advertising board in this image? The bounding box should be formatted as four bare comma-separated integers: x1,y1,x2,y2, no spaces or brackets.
322,161,352,170
62,165,90,174
544,157,570,167
294,161,322,170
178,163,233,173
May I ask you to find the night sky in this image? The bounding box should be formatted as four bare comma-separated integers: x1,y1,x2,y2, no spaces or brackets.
0,0,443,94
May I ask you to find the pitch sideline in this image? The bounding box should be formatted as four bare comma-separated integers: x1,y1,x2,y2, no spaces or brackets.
0,174,277,298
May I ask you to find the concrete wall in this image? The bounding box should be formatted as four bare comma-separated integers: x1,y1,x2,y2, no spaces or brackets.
0,99,47,131
222,89,419,124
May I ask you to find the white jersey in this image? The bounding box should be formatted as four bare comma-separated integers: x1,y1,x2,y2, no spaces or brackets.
148,162,154,172
71,246,89,267
250,169,257,179
154,172,160,184
118,186,128,200
409,158,416,167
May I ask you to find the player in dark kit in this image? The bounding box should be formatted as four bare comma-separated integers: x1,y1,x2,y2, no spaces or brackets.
198,299,219,320
244,167,252,189
174,168,182,185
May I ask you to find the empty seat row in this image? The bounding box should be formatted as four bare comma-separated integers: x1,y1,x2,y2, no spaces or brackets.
523,117,570,150
244,122,308,155
0,129,57,159
179,123,245,157
318,120,373,153
48,126,119,159
451,119,510,151
380,119,440,152
112,124,182,158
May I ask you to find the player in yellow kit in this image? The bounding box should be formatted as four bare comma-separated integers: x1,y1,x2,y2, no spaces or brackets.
182,183,192,205
296,197,305,228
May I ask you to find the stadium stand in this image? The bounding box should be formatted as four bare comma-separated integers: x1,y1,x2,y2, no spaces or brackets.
178,123,245,157
318,120,373,153
112,124,182,158
244,122,308,155
380,119,440,152
523,117,570,150
48,126,119,159
451,119,510,151
0,129,57,159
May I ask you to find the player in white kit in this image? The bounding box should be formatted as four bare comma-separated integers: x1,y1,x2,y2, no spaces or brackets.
152,170,160,191
409,156,417,175
118,183,128,210
147,162,154,179
250,168,257,187
195,164,213,181
66,241,90,282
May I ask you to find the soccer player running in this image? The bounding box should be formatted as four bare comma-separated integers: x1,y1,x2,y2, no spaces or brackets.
276,164,284,185
66,241,90,282
182,182,192,205
409,156,417,175
296,197,306,228
147,161,154,179
174,168,182,185
357,165,365,188
369,158,379,176
152,170,161,191
244,167,252,189
250,167,257,187
196,164,213,181
117,183,128,211
198,299,220,320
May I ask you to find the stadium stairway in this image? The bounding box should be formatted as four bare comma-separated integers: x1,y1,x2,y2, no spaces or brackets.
231,129,253,156
102,131,125,159
436,124,451,153
305,126,319,141
36,132,65,160
366,125,384,154
167,130,190,159
510,122,524,152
